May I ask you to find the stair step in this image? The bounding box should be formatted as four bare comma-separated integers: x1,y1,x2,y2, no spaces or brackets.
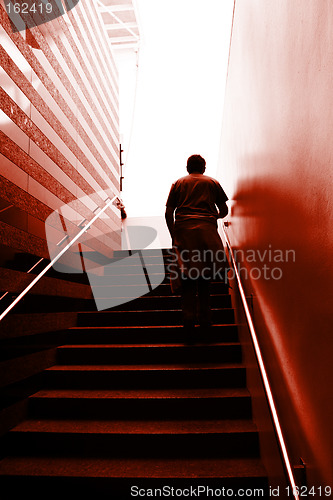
4,296,96,314
104,253,177,261
0,460,268,497
42,363,246,389
102,264,226,276
77,309,235,326
5,419,259,458
28,388,252,419
113,249,174,258
103,264,169,275
95,294,231,310
0,456,267,479
65,324,239,344
90,281,230,298
89,273,228,287
56,343,242,364
88,273,168,287
10,418,257,434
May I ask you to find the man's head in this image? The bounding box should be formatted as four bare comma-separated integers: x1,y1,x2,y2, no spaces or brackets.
186,155,206,174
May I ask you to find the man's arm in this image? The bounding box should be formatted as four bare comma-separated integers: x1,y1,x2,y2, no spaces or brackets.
214,181,229,219
165,206,175,239
216,202,228,219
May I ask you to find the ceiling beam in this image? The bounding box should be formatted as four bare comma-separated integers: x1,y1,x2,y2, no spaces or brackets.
109,35,138,43
112,42,139,49
96,0,139,40
97,4,134,13
104,22,138,30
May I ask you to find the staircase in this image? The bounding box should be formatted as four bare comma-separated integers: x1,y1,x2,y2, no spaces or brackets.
0,249,269,497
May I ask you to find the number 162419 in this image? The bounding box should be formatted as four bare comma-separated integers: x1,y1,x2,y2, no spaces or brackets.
6,2,53,14
285,486,332,496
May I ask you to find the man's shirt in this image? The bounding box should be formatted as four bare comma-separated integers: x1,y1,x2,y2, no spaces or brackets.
166,173,228,222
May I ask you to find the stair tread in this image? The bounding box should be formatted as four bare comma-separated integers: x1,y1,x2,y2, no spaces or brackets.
31,387,250,399
78,308,234,313
93,294,229,297
68,324,238,330
46,363,244,371
57,343,240,349
94,283,228,288
0,456,266,478
11,419,257,434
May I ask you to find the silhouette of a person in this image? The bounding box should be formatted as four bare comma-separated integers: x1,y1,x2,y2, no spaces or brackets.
165,155,228,341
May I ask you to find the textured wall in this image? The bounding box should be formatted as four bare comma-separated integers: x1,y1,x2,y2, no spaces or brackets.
0,1,123,432
0,0,121,266
218,0,333,488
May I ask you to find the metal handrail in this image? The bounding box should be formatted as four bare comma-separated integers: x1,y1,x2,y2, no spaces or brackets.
0,195,119,323
221,221,299,500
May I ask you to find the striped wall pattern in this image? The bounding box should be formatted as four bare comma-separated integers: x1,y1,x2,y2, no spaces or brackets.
0,0,122,268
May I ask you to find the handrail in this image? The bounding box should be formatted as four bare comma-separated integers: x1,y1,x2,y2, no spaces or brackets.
221,221,300,500
0,195,119,323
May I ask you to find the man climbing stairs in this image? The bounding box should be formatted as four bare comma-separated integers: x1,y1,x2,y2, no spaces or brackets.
0,249,269,497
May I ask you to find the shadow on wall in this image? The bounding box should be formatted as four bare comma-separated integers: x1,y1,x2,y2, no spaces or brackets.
227,156,333,486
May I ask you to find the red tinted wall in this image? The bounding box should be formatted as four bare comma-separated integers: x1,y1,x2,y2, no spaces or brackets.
0,0,121,262
218,0,333,487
